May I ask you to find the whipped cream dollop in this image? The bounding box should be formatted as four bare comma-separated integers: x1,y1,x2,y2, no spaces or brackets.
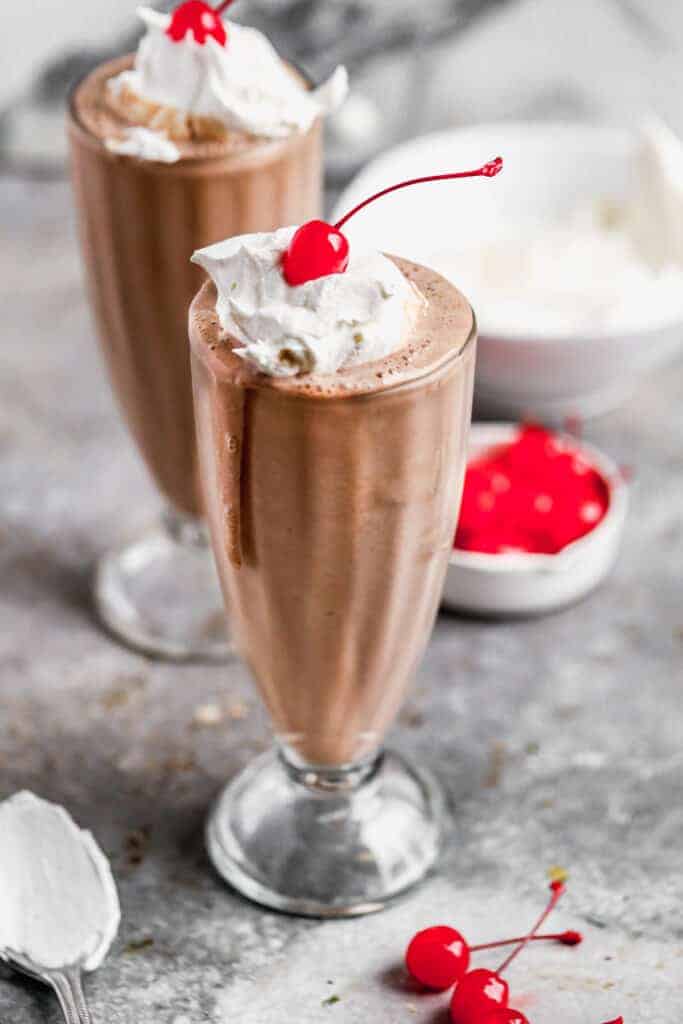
193,227,419,376
105,126,181,162
108,6,347,141
0,792,120,971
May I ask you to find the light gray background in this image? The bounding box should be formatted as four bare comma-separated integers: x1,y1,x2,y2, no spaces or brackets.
2,1,683,1021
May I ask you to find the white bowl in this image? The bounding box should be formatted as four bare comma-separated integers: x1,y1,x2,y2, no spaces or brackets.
440,423,628,617
332,121,683,421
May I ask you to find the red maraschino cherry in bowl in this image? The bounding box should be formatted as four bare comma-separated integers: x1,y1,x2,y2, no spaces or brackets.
442,423,628,617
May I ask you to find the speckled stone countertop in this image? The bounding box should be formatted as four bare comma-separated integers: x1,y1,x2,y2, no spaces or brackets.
1,176,682,1023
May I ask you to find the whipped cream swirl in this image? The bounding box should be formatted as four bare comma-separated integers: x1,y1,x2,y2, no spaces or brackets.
192,227,419,376
108,7,347,141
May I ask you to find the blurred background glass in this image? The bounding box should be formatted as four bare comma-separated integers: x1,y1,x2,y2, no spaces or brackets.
2,0,683,187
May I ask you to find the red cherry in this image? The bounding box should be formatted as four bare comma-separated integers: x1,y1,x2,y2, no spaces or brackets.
450,968,509,1023
479,1010,529,1024
166,0,232,46
458,465,500,522
455,529,509,555
282,158,503,286
454,423,611,556
282,221,349,287
579,499,605,525
405,882,574,1021
503,424,554,476
454,879,564,1022
405,926,470,991
405,923,583,990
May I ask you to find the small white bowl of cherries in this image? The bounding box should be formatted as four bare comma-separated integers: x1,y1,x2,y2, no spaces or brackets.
442,421,628,617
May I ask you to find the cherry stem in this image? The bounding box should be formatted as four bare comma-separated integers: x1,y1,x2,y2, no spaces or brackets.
470,930,580,952
496,882,565,975
333,158,502,232
214,0,235,13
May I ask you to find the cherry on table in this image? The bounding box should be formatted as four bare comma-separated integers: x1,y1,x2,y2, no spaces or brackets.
450,881,566,1023
405,922,584,988
449,967,509,1023
166,0,234,46
405,926,471,991
405,920,583,991
478,1009,530,1024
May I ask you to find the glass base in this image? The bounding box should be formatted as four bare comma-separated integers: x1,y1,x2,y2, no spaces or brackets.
206,748,443,917
94,509,232,662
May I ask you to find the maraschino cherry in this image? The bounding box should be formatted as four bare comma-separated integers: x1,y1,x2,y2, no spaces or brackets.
450,967,510,1023
455,424,610,556
406,927,471,991
282,157,503,287
449,881,566,1024
405,926,582,991
479,1010,529,1024
166,0,235,46
282,220,350,288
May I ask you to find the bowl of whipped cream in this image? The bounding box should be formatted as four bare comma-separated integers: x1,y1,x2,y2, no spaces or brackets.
333,119,683,420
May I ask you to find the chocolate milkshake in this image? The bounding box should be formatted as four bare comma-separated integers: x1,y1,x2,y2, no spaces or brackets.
189,219,478,914
67,3,346,659
191,261,475,764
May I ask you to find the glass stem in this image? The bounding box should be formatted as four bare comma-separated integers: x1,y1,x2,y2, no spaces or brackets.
162,504,209,549
278,745,383,794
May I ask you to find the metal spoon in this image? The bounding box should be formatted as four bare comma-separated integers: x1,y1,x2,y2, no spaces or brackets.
2,950,92,1024
0,792,120,1024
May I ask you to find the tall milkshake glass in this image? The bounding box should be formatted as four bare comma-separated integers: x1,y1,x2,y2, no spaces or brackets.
67,5,341,659
190,253,476,914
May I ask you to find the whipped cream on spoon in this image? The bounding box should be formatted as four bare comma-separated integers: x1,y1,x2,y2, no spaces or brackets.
0,792,121,1024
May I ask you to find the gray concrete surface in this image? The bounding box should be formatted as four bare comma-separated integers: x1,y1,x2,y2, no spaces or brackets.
1,175,682,1023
